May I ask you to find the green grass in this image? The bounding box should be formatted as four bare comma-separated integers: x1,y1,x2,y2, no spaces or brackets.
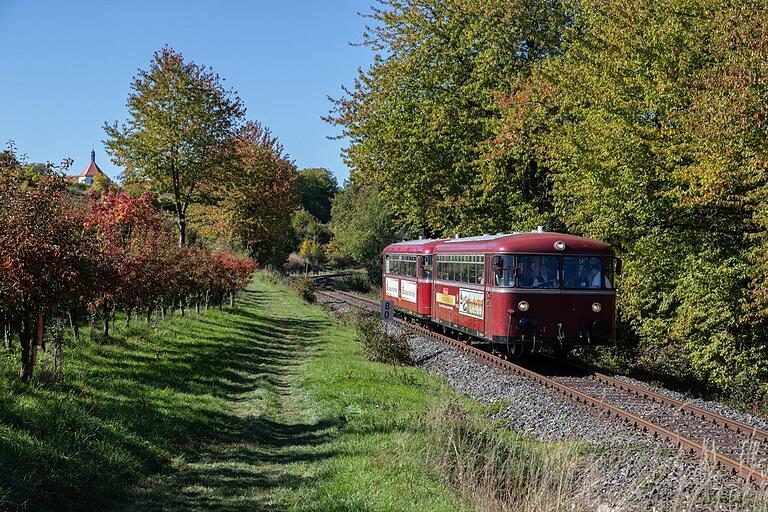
0,273,469,511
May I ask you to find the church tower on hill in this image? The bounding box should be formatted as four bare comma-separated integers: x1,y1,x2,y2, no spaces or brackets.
76,149,107,185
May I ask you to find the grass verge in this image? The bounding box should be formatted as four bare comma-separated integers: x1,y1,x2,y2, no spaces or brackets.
0,273,470,511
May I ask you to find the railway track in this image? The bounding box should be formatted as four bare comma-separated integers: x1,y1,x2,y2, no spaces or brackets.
317,288,768,485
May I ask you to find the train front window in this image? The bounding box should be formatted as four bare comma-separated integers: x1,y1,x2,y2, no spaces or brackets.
492,255,515,287
563,256,603,289
517,255,560,288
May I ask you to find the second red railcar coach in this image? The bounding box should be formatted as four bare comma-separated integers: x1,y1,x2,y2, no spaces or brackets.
382,230,619,356
382,238,444,319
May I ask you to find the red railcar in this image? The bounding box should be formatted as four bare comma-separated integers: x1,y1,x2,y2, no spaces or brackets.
382,238,444,319
383,230,619,356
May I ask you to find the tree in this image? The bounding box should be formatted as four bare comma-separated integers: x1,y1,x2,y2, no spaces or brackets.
0,172,95,381
330,184,397,282
298,239,324,275
291,208,330,244
104,46,245,246
327,0,567,236
190,121,298,267
295,168,338,223
516,0,768,394
86,191,178,338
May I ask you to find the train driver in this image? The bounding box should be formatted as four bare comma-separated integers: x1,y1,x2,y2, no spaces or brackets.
588,264,608,288
533,262,559,288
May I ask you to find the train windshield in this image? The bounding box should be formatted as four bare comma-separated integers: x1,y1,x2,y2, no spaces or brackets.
563,256,606,289
604,257,616,289
518,255,560,288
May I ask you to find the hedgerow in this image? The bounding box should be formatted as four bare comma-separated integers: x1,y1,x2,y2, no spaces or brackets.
0,172,255,381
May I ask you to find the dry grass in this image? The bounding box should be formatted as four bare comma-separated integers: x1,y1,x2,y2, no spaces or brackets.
424,400,601,511
422,400,768,511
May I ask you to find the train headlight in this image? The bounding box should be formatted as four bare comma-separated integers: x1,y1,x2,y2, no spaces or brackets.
554,240,566,251
518,301,530,312
591,302,602,313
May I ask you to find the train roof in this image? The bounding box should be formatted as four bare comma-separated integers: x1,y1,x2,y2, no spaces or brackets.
383,238,445,255
434,232,613,255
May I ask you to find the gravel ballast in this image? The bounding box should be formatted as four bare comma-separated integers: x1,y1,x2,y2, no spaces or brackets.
317,293,768,510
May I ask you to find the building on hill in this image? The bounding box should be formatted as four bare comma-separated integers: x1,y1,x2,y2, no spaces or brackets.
71,149,108,185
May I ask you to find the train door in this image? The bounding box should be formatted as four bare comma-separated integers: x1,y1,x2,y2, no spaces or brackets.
431,255,438,321
484,254,493,338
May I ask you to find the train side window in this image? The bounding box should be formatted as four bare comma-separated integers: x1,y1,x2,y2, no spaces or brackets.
493,255,515,287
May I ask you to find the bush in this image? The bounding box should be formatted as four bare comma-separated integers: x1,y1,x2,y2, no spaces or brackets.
284,252,306,275
291,276,316,303
354,315,412,365
260,266,286,285
337,273,372,294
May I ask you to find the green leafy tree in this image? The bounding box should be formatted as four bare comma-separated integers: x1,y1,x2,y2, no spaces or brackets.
330,184,397,282
104,46,245,246
291,208,330,244
327,0,566,236
526,0,768,393
295,168,338,223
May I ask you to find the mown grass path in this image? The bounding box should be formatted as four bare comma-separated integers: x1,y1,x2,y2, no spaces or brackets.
113,275,466,511
0,273,466,511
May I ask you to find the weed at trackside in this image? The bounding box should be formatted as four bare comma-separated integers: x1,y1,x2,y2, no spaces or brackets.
353,314,413,366
424,400,598,511
290,276,317,303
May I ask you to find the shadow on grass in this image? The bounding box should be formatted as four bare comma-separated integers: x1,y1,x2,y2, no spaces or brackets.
118,416,343,512
0,285,340,512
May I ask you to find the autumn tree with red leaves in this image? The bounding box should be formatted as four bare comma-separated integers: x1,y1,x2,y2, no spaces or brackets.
85,190,257,337
0,172,96,381
86,191,179,336
189,120,298,267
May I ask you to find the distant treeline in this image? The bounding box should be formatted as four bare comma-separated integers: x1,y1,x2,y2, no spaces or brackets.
327,0,768,402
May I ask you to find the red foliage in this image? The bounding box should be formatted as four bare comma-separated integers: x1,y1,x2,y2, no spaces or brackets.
0,175,96,315
86,191,256,315
1,185,256,380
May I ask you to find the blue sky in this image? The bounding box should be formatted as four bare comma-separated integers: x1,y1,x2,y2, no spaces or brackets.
0,1,374,183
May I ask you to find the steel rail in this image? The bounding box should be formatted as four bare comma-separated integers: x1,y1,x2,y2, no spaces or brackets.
317,289,768,484
586,370,768,444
